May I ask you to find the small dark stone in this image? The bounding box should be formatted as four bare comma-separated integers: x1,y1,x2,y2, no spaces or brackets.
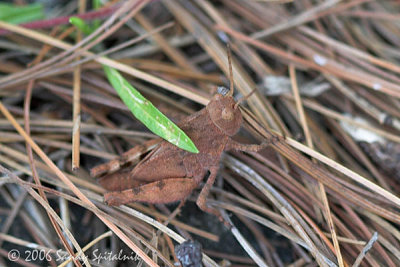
175,240,203,267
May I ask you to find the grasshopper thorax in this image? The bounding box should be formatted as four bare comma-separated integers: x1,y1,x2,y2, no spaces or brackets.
207,88,242,136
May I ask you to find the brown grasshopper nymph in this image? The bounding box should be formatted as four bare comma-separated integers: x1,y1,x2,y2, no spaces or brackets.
93,48,269,223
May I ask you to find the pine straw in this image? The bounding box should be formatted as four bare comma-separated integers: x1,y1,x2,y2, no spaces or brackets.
0,0,400,266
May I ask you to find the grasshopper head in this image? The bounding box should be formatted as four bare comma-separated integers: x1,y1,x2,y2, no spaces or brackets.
207,86,242,136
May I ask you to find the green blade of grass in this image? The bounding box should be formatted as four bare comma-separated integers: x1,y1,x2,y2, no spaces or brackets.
103,66,199,153
69,17,95,35
0,3,44,24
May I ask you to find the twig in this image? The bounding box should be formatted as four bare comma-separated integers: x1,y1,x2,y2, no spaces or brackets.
352,232,378,267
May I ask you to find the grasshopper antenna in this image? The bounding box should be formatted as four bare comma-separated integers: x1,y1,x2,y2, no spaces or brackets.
234,87,257,109
227,43,234,97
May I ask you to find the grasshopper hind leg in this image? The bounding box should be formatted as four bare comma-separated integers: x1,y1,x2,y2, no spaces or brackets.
97,168,143,191
104,177,200,206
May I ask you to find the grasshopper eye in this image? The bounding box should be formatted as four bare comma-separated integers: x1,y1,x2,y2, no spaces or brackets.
221,108,234,121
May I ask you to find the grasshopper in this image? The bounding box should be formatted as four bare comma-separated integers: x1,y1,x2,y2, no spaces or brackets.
92,49,268,222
